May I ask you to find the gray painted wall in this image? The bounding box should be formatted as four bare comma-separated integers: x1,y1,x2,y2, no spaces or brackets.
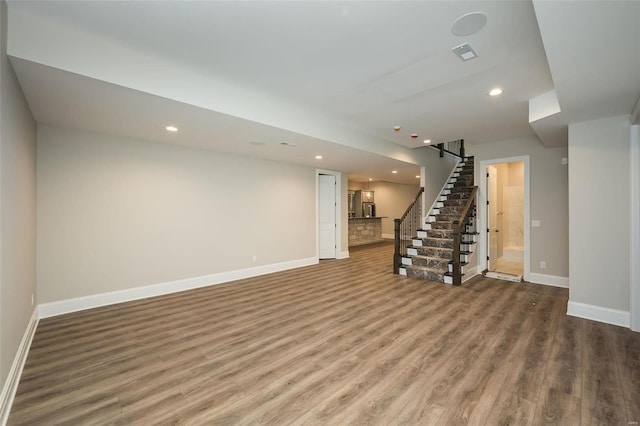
569,115,631,312
0,0,37,393
468,135,569,278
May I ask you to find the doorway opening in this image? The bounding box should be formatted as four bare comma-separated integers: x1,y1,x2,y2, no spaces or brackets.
486,161,525,282
318,173,337,259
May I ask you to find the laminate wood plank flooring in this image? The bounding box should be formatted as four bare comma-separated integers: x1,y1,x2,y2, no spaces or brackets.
8,241,640,425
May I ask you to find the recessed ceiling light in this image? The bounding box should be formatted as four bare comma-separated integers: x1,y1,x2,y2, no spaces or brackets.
423,139,431,144
416,175,421,178
368,178,373,181
392,170,398,174
411,134,418,138
280,141,297,147
315,155,323,160
489,88,503,96
165,126,178,132
393,126,401,131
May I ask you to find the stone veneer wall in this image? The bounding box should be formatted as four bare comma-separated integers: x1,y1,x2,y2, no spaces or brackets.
348,218,383,246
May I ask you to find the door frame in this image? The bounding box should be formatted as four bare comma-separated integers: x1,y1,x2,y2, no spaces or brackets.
487,165,499,271
316,169,346,260
478,156,530,281
631,124,639,331
318,174,337,259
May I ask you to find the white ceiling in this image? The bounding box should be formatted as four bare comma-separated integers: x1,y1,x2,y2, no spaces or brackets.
11,57,423,184
533,0,640,124
6,0,640,182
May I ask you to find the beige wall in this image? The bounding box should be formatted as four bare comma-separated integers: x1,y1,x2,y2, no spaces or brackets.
493,163,507,258
348,181,420,237
505,161,525,248
37,126,317,303
508,161,525,186
569,115,631,312
468,135,569,277
491,161,524,257
0,0,37,392
347,149,456,238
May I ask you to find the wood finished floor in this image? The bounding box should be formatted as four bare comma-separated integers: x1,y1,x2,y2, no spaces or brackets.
9,241,640,425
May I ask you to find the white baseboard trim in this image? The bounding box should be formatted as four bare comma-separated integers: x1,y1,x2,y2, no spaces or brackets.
462,266,479,283
1,308,39,425
39,257,318,318
381,233,394,239
527,273,569,288
337,251,350,259
567,301,630,328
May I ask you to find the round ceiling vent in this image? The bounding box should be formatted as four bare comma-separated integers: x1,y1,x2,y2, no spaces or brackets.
451,12,488,37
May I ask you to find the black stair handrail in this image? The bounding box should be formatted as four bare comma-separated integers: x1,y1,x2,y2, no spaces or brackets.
393,187,424,274
429,139,465,159
451,186,478,285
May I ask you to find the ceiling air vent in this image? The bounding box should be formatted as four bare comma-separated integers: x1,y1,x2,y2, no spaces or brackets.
452,42,477,61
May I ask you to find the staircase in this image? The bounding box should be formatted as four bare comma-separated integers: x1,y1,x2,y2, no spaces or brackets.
398,157,478,285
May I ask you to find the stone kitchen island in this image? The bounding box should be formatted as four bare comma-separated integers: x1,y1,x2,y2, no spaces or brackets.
348,217,387,247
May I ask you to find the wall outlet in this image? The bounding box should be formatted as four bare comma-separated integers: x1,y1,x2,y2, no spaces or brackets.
532,220,541,227
252,255,257,263
561,158,568,165
540,261,547,269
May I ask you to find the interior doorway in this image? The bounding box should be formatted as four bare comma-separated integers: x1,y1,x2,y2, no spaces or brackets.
485,161,525,282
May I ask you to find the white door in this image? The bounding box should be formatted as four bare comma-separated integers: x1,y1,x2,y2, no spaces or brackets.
487,166,498,271
319,174,336,259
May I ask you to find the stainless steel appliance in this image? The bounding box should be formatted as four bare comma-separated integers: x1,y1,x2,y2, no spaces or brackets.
362,202,376,217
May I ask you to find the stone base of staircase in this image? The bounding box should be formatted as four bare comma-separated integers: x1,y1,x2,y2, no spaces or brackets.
399,264,445,282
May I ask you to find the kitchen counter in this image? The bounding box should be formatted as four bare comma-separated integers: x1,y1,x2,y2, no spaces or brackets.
348,217,386,246
348,216,388,220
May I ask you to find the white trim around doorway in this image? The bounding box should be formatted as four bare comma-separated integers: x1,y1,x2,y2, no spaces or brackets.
316,169,346,260
631,124,639,332
478,156,531,282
